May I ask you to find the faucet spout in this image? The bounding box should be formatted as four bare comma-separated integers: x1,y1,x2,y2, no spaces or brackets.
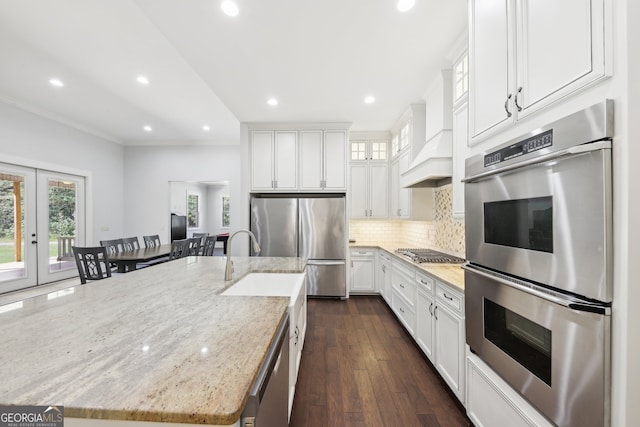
224,230,261,281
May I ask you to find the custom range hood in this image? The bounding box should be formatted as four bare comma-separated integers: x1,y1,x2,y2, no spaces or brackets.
401,70,453,188
401,130,452,187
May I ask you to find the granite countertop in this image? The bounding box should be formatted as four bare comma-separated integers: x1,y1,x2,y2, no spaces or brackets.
350,241,465,290
0,256,306,425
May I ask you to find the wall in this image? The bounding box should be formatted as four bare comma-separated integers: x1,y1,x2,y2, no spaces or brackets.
349,184,465,258
0,101,124,245
123,145,242,252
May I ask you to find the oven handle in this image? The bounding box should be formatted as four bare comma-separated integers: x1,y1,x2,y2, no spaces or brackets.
462,264,611,315
462,140,611,183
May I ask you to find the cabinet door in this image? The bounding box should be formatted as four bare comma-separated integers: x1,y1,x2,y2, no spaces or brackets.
416,291,436,362
274,131,297,190
390,159,399,217
251,131,275,190
435,302,465,401
397,152,410,218
369,163,388,218
452,102,468,219
299,130,324,190
324,130,347,190
349,164,368,218
469,0,515,141
516,0,606,117
351,256,375,292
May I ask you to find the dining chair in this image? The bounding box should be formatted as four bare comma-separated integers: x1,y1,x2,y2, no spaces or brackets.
201,235,218,256
72,246,112,284
122,236,140,251
143,235,161,248
100,238,124,256
186,237,202,256
169,239,188,260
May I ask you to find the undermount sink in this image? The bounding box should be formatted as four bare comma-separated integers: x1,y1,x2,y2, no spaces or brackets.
221,273,305,303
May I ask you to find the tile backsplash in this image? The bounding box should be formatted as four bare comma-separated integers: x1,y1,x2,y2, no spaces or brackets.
349,184,465,258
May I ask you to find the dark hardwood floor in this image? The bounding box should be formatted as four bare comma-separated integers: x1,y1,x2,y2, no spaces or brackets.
289,295,472,427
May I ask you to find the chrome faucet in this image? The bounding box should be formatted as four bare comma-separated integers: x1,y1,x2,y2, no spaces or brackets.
224,229,261,281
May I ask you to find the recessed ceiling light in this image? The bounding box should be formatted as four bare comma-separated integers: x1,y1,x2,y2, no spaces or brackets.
202,125,211,131
221,1,239,17
364,96,376,104
267,98,278,106
49,78,64,87
397,0,415,12
136,75,149,85
143,125,152,132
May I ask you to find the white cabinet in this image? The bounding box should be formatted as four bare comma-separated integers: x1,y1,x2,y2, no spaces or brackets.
349,139,389,219
288,279,307,420
414,270,465,403
434,283,465,402
415,272,436,362
391,260,416,336
390,152,433,220
467,351,554,427
469,0,608,143
300,130,347,191
377,251,392,304
350,248,376,293
452,101,468,219
251,131,297,191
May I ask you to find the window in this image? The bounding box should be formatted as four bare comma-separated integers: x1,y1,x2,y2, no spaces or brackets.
370,140,388,160
351,141,367,160
187,194,199,228
222,196,230,228
454,51,469,102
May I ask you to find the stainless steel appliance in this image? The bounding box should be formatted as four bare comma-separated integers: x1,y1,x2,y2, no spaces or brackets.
250,195,346,297
242,313,289,427
395,248,465,264
463,101,613,427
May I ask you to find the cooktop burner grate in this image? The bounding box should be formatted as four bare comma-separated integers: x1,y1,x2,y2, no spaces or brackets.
395,248,465,264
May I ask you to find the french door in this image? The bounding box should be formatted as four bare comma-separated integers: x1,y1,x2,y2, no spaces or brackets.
0,162,85,293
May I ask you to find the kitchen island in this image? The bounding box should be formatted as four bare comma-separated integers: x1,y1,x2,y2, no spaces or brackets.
0,256,306,426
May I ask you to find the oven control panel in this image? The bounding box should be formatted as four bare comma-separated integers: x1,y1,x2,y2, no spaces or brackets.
484,129,553,167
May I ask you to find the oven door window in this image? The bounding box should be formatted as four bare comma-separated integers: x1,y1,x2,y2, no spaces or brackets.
484,196,553,252
484,298,552,386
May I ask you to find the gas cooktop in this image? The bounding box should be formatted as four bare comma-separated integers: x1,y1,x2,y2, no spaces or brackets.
395,248,465,264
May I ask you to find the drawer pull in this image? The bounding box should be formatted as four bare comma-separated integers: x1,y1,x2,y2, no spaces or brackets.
399,284,405,289
443,292,454,301
399,307,405,313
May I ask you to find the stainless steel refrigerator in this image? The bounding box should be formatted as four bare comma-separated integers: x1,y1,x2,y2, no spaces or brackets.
250,195,346,297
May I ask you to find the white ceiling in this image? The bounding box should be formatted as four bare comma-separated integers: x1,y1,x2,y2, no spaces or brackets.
0,0,467,145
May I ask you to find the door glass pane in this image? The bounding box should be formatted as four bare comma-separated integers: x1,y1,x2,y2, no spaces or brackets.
48,179,77,273
0,173,26,282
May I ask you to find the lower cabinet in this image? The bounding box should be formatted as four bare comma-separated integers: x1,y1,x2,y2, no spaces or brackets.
466,350,554,427
415,270,465,403
377,251,392,304
288,279,307,420
350,248,376,293
390,260,417,337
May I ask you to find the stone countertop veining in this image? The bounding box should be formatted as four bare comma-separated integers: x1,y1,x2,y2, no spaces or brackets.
0,256,306,425
350,242,465,291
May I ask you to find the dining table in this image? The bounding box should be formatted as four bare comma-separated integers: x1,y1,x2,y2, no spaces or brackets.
108,244,172,273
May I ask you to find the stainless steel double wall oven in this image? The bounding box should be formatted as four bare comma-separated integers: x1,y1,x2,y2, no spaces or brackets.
464,101,613,427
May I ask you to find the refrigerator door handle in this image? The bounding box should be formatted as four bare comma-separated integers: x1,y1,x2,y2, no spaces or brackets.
306,260,346,266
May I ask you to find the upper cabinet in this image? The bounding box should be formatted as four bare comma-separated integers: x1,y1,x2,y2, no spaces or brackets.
299,130,347,191
251,130,297,191
452,51,469,219
349,138,389,219
249,125,349,193
468,0,609,144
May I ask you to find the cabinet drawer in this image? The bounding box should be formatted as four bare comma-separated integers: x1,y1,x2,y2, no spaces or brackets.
436,284,463,315
392,289,416,336
351,249,374,257
392,266,415,307
415,271,435,294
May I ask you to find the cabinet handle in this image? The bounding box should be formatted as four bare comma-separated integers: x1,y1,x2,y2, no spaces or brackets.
443,292,454,301
365,209,368,216
382,265,386,273
429,302,433,315
514,87,523,112
504,93,513,118
419,279,428,285
399,283,405,289
434,305,438,320
369,209,372,216
399,307,405,313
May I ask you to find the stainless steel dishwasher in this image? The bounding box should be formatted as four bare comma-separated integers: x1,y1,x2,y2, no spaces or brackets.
241,313,290,427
